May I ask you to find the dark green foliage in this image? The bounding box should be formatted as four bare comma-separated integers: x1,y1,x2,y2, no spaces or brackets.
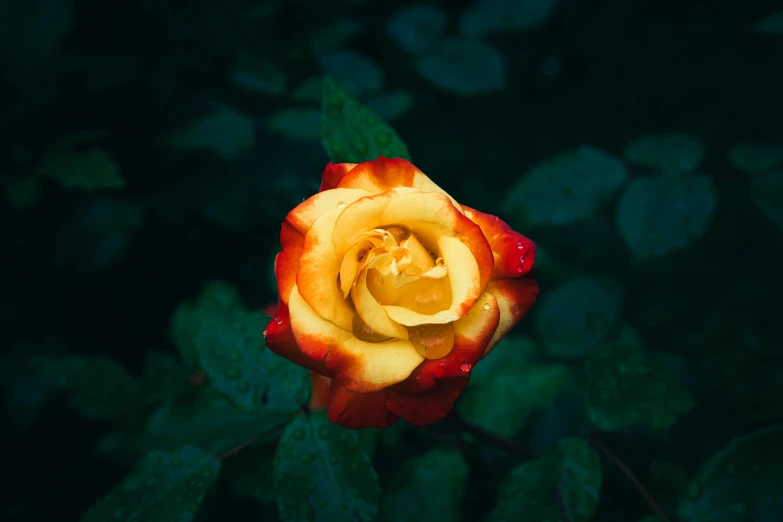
80,446,220,522
273,412,381,522
488,438,602,522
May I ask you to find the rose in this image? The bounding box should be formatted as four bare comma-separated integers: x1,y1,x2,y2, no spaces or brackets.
264,157,538,429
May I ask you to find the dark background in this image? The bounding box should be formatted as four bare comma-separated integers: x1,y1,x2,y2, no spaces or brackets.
1,0,781,521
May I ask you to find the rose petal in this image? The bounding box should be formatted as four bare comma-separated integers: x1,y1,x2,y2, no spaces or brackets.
385,377,469,426
462,205,536,279
335,156,461,210
275,221,303,304
289,286,424,392
319,162,357,192
286,187,370,236
328,381,398,429
352,268,409,339
309,371,331,410
333,189,493,291
484,276,540,355
383,235,482,326
264,300,329,375
397,291,500,392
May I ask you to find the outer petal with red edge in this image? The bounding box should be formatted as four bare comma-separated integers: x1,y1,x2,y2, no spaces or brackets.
263,301,328,376
274,222,303,305
335,156,461,209
462,205,536,279
327,377,469,429
319,162,357,192
396,291,500,393
484,276,540,355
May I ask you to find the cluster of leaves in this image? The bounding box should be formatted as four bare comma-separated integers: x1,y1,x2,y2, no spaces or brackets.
4,75,780,522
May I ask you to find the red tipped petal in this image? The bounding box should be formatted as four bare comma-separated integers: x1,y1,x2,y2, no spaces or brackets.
328,380,399,429
462,205,536,279
309,371,331,411
264,301,328,375
319,162,357,192
274,222,304,304
385,378,469,426
485,276,540,355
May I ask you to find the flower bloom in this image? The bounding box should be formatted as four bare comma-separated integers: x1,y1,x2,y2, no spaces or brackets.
264,157,538,429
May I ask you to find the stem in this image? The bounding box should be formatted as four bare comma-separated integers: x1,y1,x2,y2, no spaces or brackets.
453,416,535,457
589,439,671,522
213,421,289,460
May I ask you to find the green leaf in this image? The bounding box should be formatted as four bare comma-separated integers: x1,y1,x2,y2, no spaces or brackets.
80,445,220,522
755,11,783,34
535,277,623,358
230,56,287,95
135,386,291,455
750,170,783,231
501,146,627,226
321,76,410,164
489,438,602,522
382,448,468,522
458,0,557,36
727,143,783,172
37,148,125,189
364,90,414,122
616,172,717,259
678,425,783,522
624,133,706,172
160,107,256,161
458,337,570,436
273,412,381,522
173,280,309,413
292,76,324,102
586,330,694,431
415,38,507,95
267,108,322,142
31,355,146,429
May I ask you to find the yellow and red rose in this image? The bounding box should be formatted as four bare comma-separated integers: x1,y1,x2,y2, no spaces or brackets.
264,157,538,429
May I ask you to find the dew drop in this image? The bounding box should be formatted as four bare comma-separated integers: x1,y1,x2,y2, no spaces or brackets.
224,368,241,380
229,352,241,362
483,303,491,310
274,317,283,325
292,428,306,441
337,200,346,209
516,265,524,273
459,362,472,373
263,329,268,337
517,242,524,250
317,425,331,440
300,453,316,464
236,380,250,393
519,255,525,263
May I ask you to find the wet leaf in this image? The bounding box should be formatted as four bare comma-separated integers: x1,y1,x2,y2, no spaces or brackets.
488,438,602,522
624,133,706,172
415,38,506,95
586,332,694,431
616,173,717,259
172,280,308,413
535,278,623,358
273,411,381,522
225,444,277,505
321,77,410,163
267,108,322,142
382,448,468,522
80,445,220,522
678,425,783,522
458,337,570,436
501,146,627,226
387,5,448,54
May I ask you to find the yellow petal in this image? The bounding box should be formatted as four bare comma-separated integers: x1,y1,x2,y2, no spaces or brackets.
384,235,481,326
285,188,370,235
401,233,435,270
352,269,408,340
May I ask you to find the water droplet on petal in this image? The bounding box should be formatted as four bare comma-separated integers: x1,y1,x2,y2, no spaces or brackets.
516,265,524,273
263,329,268,337
483,303,491,310
274,316,283,325
337,200,346,208
517,242,524,250
460,362,472,373
519,255,525,263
